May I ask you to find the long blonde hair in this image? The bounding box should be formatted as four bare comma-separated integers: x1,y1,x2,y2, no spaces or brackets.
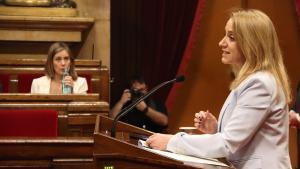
230,9,291,103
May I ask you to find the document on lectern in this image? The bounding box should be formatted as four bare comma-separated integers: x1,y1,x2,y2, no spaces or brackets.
138,140,229,168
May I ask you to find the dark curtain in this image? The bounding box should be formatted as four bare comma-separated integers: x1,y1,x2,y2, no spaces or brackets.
296,0,300,23
166,0,206,108
111,0,199,107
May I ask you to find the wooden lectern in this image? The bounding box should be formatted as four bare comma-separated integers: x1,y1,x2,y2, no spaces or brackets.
93,115,232,169
0,114,231,169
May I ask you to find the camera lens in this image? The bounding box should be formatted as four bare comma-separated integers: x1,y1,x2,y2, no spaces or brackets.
130,89,143,101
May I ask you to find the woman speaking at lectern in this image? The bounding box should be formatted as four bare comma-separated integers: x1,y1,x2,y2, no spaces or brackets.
146,9,292,169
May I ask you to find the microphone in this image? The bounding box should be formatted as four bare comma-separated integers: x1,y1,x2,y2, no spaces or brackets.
111,75,185,137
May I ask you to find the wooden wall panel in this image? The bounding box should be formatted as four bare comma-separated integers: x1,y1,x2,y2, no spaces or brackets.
0,0,110,68
167,0,241,132
76,0,110,67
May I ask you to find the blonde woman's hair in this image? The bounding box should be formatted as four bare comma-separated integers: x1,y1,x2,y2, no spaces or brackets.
230,9,291,103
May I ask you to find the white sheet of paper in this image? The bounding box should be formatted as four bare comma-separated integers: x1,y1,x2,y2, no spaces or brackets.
138,140,229,168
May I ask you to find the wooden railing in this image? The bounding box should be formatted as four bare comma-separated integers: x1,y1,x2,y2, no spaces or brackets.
0,94,109,136
0,115,232,169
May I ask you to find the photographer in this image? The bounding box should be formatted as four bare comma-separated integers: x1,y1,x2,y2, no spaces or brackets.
110,75,168,132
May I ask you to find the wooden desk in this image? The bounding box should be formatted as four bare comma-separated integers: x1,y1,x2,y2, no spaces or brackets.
0,93,109,113
0,137,94,169
0,115,232,169
93,115,232,169
0,93,100,101
0,137,93,159
0,94,109,136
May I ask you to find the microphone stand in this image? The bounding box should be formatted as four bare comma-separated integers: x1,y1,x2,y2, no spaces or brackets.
111,77,183,137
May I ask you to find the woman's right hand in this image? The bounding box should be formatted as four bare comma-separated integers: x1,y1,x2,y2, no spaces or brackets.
194,110,217,134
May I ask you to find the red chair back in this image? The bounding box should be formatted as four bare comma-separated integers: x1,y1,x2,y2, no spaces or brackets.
18,74,43,93
0,74,10,93
0,109,58,137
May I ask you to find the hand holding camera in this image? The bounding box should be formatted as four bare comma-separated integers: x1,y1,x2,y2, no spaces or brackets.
120,89,131,105
130,89,144,101
135,100,148,112
120,88,144,104
130,89,149,113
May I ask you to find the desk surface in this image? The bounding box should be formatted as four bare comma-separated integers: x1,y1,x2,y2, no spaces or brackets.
0,136,94,159
0,93,100,101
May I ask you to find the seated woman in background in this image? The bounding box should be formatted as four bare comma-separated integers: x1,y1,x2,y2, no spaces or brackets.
31,42,88,94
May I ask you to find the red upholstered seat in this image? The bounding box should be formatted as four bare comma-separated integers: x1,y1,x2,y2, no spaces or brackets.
0,74,10,93
18,74,43,93
0,109,58,137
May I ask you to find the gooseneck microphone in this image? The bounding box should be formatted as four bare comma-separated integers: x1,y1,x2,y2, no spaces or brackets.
111,75,185,137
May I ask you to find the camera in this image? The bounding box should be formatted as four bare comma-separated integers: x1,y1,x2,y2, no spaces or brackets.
130,89,143,101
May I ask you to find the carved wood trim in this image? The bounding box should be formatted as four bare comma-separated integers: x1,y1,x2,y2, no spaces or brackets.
0,15,94,31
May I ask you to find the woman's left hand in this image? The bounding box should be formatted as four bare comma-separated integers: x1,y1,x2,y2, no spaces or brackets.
62,75,74,87
289,110,300,128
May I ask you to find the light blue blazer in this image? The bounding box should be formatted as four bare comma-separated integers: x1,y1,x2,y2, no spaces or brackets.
167,71,291,169
31,75,88,94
